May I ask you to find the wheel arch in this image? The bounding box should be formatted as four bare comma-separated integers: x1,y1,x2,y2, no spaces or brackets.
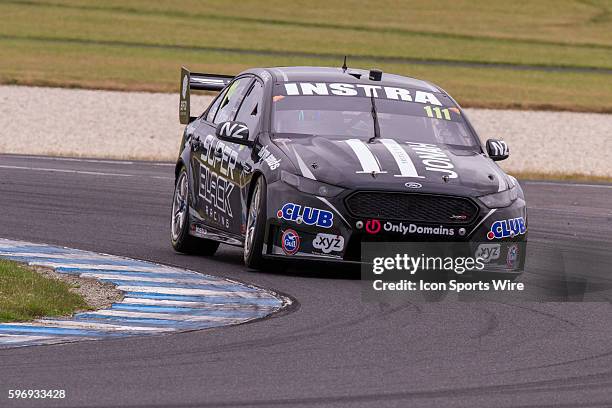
246,171,266,208
175,160,185,182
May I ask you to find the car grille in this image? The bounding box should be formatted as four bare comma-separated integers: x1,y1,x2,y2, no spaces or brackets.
345,192,479,224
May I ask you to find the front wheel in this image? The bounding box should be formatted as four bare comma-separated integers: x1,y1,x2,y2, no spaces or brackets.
244,176,268,269
171,166,220,256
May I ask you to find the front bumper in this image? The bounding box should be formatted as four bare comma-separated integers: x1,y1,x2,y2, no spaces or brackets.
262,180,528,272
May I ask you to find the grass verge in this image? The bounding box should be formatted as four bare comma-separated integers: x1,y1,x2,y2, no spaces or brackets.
0,259,89,322
0,0,611,112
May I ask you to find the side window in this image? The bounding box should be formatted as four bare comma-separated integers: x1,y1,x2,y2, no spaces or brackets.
235,81,264,139
205,89,227,122
213,77,252,125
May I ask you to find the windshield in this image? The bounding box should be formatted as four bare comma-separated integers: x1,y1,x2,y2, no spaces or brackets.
272,92,478,148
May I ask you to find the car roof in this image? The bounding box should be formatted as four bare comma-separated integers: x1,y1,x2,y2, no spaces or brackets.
254,66,443,93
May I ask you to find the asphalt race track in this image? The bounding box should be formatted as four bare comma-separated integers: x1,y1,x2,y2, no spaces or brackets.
1,154,612,408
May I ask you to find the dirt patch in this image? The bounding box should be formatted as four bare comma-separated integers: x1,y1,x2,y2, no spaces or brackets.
32,265,123,311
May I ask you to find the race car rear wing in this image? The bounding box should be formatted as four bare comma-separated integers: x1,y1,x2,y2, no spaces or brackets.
179,67,234,124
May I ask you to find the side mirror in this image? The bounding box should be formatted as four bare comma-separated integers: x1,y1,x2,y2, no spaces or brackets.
215,121,251,145
486,139,509,161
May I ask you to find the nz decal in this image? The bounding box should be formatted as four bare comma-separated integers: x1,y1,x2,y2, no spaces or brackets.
219,122,248,140
312,233,344,254
488,140,509,157
277,203,334,228
487,217,527,240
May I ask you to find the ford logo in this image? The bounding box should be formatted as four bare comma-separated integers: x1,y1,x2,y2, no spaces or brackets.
404,182,422,189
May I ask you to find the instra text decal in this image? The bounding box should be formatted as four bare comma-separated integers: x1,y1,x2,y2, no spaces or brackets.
282,83,442,106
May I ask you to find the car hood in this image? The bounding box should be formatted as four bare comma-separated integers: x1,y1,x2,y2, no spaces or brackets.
273,135,510,197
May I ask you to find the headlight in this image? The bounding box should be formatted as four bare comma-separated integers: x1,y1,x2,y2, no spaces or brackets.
281,170,343,197
478,185,519,208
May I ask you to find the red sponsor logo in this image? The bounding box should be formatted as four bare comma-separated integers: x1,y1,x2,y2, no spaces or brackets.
365,219,381,235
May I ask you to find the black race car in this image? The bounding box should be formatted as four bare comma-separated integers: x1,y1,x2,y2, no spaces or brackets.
171,65,527,272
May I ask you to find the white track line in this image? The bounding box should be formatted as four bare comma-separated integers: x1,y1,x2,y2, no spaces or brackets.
1,155,173,166
27,262,180,273
79,273,221,285
83,310,241,322
121,298,208,307
120,297,276,309
0,334,54,343
33,320,174,332
524,181,612,189
0,164,173,180
116,286,262,298
0,164,134,177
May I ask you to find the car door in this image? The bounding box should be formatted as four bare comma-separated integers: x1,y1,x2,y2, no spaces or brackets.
191,76,253,236
230,79,266,237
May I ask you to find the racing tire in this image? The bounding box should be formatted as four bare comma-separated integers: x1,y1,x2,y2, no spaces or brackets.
171,166,220,256
244,176,268,270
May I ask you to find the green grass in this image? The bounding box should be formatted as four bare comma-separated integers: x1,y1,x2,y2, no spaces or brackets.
0,259,88,322
0,0,611,111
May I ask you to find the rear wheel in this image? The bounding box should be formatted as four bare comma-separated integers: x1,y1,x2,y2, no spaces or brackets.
244,176,268,269
171,167,219,256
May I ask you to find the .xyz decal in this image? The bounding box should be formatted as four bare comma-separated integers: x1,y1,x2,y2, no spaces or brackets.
487,217,527,240
277,203,334,228
312,233,344,254
281,229,300,255
475,243,501,263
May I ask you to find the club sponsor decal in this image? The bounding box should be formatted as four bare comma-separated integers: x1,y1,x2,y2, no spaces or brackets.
277,203,334,228
281,229,300,255
257,145,281,170
487,217,527,240
282,83,442,106
475,243,501,263
312,233,344,254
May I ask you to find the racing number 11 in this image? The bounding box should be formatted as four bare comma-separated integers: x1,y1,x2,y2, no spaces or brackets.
424,106,451,120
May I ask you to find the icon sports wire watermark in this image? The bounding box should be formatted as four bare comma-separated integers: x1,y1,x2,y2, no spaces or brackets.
361,242,529,302
361,241,612,302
